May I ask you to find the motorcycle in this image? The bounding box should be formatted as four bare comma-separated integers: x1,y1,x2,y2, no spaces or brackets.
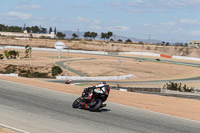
72,86,108,111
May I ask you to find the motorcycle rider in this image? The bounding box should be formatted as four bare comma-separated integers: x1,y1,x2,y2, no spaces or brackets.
82,81,110,109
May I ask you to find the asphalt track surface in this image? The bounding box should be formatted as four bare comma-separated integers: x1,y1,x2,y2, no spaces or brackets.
1,79,200,133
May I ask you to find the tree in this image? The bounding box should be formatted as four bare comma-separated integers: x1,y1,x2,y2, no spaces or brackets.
31,26,40,33
90,32,97,40
49,27,52,34
56,32,66,38
54,27,57,34
40,28,47,33
110,38,114,42
101,31,113,41
161,41,165,46
101,32,106,40
107,31,113,38
125,39,132,43
25,27,31,33
118,39,123,42
72,33,78,39
83,31,91,39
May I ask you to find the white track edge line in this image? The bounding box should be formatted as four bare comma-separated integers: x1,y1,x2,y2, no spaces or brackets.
0,123,30,133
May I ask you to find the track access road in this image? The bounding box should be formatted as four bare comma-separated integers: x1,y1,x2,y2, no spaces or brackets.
0,79,200,133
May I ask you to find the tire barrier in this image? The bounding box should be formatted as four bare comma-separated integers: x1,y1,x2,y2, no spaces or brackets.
56,74,134,80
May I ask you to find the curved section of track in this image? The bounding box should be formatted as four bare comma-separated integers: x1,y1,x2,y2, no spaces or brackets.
55,54,200,84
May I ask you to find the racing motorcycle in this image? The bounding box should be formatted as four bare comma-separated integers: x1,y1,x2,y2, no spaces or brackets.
72,86,108,111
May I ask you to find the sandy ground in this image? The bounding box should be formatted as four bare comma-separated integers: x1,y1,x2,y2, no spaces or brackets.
0,126,17,133
0,76,200,122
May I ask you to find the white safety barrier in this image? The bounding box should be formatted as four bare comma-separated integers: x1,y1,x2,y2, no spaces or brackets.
56,74,133,80
0,73,18,77
119,52,160,57
0,46,4,50
3,46,108,55
4,45,200,61
172,56,200,61
119,89,128,92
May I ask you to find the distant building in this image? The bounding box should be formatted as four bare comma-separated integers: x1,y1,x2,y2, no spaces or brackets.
0,31,55,38
188,40,200,48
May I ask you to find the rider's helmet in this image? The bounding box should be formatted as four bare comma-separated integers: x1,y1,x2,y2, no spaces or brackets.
100,81,106,85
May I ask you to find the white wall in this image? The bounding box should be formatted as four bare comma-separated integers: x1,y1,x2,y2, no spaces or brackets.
56,74,134,80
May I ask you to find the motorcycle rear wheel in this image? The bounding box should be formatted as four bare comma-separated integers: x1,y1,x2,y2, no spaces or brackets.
72,97,81,108
89,99,102,112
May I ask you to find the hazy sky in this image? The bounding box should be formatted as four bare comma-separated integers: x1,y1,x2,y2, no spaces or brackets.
1,0,200,42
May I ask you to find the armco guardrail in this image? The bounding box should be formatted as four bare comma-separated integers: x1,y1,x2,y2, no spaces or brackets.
56,74,133,80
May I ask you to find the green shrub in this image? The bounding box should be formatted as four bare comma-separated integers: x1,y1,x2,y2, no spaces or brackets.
8,50,19,59
4,50,19,59
163,82,194,92
19,71,48,78
4,50,9,59
0,54,4,59
4,65,17,74
52,66,63,76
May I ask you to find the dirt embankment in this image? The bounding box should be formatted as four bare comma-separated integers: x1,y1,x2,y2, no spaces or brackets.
1,36,200,57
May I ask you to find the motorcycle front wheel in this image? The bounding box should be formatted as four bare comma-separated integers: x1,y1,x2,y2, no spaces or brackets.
72,97,81,108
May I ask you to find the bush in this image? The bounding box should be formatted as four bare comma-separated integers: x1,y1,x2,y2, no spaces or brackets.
19,71,48,78
163,82,194,92
52,66,63,76
4,65,17,74
4,50,9,59
0,54,4,59
4,50,19,59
